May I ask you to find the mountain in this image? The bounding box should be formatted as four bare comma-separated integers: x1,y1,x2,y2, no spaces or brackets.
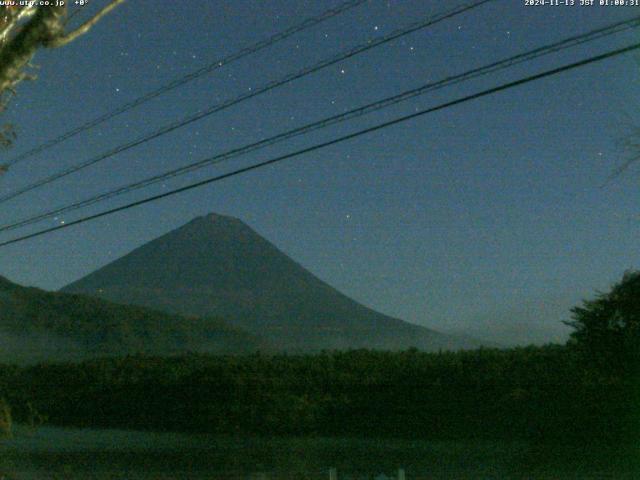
63,213,481,352
0,275,263,363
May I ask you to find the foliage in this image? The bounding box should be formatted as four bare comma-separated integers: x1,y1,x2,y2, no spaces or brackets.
0,346,634,443
565,270,640,377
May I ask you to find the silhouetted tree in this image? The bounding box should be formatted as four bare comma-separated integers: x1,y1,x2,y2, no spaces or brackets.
566,270,640,377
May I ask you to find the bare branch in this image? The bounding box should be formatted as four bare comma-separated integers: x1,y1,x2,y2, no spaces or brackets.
601,126,640,186
605,155,640,185
46,0,125,48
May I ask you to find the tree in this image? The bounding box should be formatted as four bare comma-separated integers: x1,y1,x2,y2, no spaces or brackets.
565,270,640,377
0,1,124,157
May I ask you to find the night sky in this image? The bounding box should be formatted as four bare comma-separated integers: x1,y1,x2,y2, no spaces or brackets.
0,0,638,345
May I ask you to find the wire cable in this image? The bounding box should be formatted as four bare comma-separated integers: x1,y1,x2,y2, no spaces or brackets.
0,0,494,204
4,0,368,167
1,41,637,248
1,15,638,233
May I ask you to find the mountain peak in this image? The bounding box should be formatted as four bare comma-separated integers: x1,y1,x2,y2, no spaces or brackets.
183,212,245,231
62,215,482,352
203,212,241,223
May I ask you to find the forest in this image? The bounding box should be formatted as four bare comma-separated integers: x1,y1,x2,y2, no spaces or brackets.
0,344,634,442
0,272,637,444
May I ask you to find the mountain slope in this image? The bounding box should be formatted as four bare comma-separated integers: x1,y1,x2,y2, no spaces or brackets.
63,213,480,352
0,275,263,363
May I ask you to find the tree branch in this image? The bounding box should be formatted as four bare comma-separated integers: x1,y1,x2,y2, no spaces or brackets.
46,0,125,48
0,1,124,104
0,6,37,45
0,6,65,94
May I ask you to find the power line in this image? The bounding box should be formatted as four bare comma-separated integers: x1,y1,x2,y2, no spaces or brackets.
1,41,637,249
0,0,494,205
4,0,368,167
1,15,638,233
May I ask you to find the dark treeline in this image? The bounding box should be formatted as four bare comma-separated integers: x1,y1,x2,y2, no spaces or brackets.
0,270,637,443
0,344,636,442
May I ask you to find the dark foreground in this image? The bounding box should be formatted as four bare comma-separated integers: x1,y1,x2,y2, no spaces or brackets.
0,344,637,478
2,347,638,441
0,425,637,479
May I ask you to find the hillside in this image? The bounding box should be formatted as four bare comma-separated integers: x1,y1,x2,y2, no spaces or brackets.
0,275,263,363
63,213,482,352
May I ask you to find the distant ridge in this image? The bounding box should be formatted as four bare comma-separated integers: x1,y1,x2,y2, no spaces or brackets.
0,274,264,363
63,213,483,352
